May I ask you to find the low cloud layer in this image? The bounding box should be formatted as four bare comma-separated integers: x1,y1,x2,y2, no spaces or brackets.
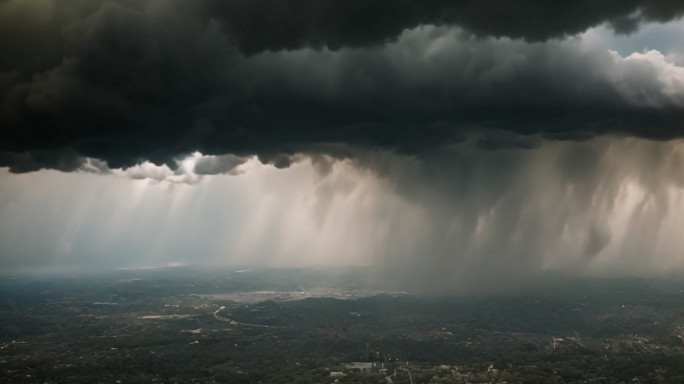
2,1,684,172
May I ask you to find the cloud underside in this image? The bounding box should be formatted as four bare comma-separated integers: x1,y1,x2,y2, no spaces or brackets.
1,0,684,172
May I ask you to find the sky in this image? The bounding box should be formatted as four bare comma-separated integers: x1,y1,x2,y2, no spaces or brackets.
2,0,684,293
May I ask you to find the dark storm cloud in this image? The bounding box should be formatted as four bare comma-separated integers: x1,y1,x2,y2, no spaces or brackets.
205,0,684,54
5,0,683,74
2,0,684,173
0,150,86,174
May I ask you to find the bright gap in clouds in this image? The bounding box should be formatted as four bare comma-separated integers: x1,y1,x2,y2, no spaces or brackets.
581,18,684,60
179,151,202,175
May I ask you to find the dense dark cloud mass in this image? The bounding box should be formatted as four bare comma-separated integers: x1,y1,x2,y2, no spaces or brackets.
206,0,684,53
1,0,684,172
